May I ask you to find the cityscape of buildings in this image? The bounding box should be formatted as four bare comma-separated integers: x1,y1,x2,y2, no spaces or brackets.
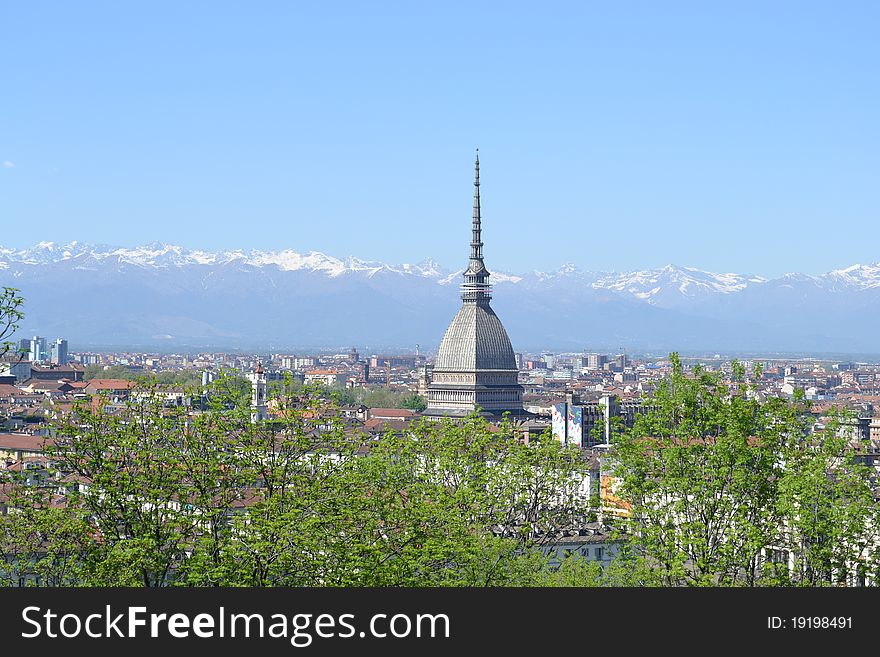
5,345,880,438
2,156,879,589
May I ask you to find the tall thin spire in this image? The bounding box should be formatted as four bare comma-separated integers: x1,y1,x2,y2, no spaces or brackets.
462,149,491,303
471,149,482,263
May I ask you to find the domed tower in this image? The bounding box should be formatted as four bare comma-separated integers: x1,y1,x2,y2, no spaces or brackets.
425,152,524,418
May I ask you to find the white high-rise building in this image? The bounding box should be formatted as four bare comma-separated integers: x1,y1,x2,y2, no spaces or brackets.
29,336,48,363
50,338,69,365
201,370,217,387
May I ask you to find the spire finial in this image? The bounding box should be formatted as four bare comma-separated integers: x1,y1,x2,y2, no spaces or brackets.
462,150,490,303
472,150,482,259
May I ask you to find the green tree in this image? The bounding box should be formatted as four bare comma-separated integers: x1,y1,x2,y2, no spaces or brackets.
534,546,661,587
49,386,210,585
775,408,878,586
327,416,590,586
610,353,878,587
214,413,591,587
6,381,593,587
0,483,95,586
152,369,205,386
0,286,25,359
400,394,427,412
83,364,140,381
612,353,795,585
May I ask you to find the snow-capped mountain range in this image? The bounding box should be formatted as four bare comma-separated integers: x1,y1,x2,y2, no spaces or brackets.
2,241,880,353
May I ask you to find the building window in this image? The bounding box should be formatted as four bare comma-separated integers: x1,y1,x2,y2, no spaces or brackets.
594,547,603,560
766,548,788,565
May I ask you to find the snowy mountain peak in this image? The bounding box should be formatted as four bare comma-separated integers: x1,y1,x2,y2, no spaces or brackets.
0,242,877,308
825,263,880,289
248,250,345,275
587,264,765,303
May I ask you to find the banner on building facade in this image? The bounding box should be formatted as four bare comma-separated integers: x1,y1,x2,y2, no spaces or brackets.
567,404,583,447
551,403,566,443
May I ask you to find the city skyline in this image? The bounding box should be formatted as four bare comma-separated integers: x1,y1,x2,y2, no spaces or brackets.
2,3,879,277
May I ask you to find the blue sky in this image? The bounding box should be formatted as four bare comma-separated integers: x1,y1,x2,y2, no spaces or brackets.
1,1,878,277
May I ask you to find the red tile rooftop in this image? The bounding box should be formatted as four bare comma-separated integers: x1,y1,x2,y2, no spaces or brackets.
368,408,416,419
0,433,56,451
85,379,138,390
363,418,410,431
0,384,32,396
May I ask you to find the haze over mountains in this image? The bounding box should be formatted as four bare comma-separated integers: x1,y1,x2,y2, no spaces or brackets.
2,242,879,355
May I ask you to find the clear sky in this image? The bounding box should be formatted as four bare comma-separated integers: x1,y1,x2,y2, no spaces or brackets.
1,1,878,277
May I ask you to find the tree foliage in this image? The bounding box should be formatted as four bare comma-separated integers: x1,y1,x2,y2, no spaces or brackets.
610,353,879,586
0,286,25,359
1,379,592,586
313,384,426,411
7,347,877,587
